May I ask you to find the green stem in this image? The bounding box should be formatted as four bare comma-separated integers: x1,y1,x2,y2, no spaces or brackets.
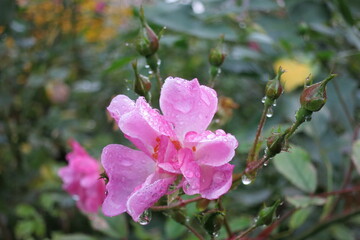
184,223,205,240
247,103,271,163
234,225,257,240
150,196,202,211
218,198,233,238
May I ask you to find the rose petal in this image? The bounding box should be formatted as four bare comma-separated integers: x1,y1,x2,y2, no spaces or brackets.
101,144,155,217
126,172,176,221
184,130,238,166
119,97,176,155
180,149,201,196
157,136,182,174
160,77,218,139
107,95,135,123
199,164,234,200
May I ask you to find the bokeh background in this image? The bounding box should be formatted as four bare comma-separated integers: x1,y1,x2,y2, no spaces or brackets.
1,0,360,239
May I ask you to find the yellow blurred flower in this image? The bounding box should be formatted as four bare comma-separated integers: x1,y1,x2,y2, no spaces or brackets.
273,58,312,92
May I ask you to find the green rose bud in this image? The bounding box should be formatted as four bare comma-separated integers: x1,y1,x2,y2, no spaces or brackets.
300,74,336,112
265,66,285,101
136,7,159,57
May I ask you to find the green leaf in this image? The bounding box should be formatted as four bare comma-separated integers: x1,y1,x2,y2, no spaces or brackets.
286,195,326,208
289,208,312,229
274,146,317,193
103,56,134,74
352,140,360,175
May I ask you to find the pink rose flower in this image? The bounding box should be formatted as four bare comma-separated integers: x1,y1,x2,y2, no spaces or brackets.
59,140,106,213
102,77,238,221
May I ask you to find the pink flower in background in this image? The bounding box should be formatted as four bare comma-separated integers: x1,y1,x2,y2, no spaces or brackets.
59,140,105,213
102,77,238,221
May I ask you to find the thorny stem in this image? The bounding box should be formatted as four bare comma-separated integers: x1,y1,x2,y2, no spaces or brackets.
218,198,233,238
150,196,202,211
246,104,270,163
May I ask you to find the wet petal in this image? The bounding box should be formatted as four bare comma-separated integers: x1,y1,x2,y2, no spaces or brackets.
119,97,176,155
160,77,218,139
107,95,135,123
180,149,201,195
199,164,234,200
126,172,176,221
184,130,238,166
101,144,155,217
157,136,182,174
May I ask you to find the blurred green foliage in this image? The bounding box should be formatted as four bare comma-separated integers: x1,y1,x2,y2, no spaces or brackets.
0,0,360,239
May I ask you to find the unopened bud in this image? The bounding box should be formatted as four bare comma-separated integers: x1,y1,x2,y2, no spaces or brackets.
203,211,224,237
300,74,336,112
255,200,281,227
209,35,226,67
136,7,159,57
265,66,285,101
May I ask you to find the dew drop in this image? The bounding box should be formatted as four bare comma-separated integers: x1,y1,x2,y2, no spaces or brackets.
212,231,219,238
138,210,152,225
145,65,150,69
192,1,205,14
148,70,153,75
266,107,273,118
242,175,252,185
263,160,269,167
305,115,312,122
157,59,161,66
272,100,277,107
125,42,129,46
126,87,130,91
72,195,79,201
261,96,267,104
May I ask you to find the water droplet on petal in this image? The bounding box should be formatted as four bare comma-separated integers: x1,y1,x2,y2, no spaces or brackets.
266,107,273,118
138,210,152,225
120,158,133,166
105,190,108,196
242,175,252,185
261,96,267,104
213,172,224,183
